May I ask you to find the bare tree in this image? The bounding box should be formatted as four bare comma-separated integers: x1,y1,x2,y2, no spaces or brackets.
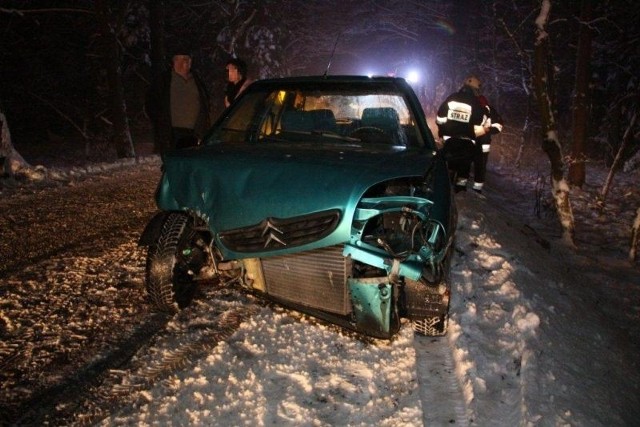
0,104,34,184
599,109,638,207
149,0,167,154
568,0,594,187
94,0,135,159
532,0,576,247
0,3,142,160
631,208,640,263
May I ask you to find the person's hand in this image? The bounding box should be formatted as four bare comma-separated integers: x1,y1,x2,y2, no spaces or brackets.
474,125,488,138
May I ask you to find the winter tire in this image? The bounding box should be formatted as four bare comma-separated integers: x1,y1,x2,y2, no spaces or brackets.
406,244,453,337
405,282,450,337
412,314,449,336
145,213,204,312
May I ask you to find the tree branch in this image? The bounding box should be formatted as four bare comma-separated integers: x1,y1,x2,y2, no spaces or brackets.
0,7,93,15
28,92,89,140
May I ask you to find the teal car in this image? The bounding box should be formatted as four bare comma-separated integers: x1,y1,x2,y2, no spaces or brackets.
139,76,456,339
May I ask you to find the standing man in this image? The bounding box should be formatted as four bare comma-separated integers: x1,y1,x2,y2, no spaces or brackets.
471,95,504,193
149,46,210,152
436,75,490,192
224,57,252,108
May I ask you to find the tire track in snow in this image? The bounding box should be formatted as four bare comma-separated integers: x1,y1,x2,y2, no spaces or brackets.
8,312,172,426
414,334,472,426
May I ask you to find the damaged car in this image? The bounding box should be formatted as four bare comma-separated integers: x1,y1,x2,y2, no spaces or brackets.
139,75,456,339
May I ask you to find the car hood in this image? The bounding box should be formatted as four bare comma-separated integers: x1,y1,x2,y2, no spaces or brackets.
157,143,433,249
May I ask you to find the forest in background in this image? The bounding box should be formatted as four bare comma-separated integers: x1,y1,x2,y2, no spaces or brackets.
0,1,636,160
0,0,639,249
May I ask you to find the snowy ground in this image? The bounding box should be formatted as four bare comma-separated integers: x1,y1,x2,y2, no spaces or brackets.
1,143,639,426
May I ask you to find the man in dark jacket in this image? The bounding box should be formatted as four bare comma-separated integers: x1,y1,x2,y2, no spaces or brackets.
436,75,490,192
148,47,210,153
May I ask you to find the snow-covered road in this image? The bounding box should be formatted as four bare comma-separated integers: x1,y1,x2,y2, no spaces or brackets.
1,157,638,426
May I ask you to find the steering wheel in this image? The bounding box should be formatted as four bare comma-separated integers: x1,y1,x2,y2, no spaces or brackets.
349,126,386,140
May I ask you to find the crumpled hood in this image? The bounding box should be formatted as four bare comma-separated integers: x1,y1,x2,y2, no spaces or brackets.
157,143,432,237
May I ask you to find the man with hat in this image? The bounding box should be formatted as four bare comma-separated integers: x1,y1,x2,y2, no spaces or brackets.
148,45,210,152
436,75,490,192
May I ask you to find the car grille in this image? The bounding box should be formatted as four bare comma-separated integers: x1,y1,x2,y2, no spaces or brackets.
219,209,341,253
261,245,351,315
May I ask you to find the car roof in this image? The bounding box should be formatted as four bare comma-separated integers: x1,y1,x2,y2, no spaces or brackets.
249,75,411,88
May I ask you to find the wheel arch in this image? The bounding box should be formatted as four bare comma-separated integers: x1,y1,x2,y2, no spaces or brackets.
138,210,213,247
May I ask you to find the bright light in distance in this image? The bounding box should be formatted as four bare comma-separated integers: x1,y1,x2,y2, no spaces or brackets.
406,70,420,84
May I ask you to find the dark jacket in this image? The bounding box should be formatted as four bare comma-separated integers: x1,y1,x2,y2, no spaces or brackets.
148,69,211,152
224,78,253,107
436,86,487,141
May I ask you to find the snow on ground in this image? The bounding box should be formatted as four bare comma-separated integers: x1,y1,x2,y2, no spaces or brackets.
451,191,639,426
104,171,638,425
104,309,424,426
2,152,639,426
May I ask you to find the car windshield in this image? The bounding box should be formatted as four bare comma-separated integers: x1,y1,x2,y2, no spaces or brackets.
206,80,428,149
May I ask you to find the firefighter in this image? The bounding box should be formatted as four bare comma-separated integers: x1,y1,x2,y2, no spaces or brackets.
471,94,504,193
436,75,490,192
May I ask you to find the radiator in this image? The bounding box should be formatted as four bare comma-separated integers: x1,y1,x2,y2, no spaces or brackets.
261,245,351,315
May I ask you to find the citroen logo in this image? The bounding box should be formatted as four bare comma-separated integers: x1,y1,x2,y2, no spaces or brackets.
262,219,286,248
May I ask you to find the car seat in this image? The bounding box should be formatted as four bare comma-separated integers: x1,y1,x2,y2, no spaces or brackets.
361,107,401,135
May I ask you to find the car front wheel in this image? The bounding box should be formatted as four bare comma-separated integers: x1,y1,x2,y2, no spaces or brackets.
145,213,206,312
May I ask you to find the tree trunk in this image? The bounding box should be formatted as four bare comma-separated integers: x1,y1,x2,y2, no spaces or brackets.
0,107,30,176
226,9,257,55
631,208,640,263
95,0,135,159
532,0,576,247
599,110,638,208
149,0,167,154
568,0,594,187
